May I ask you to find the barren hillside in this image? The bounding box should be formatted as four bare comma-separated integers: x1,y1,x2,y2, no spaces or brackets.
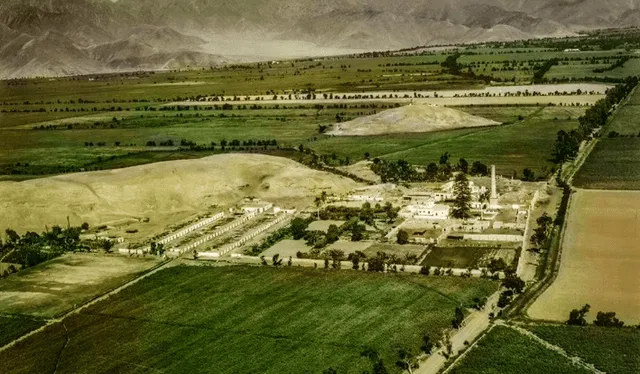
328,104,500,136
0,154,360,232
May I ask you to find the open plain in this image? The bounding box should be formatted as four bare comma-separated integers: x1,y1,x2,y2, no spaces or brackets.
528,190,640,323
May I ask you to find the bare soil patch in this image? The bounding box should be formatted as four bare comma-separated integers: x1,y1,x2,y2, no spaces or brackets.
328,104,499,136
0,253,160,318
528,190,640,323
0,154,360,233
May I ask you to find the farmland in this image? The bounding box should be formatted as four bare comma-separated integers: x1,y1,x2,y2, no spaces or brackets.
0,253,160,318
0,265,498,374
0,316,44,347
574,85,640,189
527,190,640,324
448,325,591,374
420,246,494,269
526,325,640,374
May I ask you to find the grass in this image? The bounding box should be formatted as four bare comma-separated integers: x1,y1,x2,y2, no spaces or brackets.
573,138,640,189
0,254,160,318
525,325,640,374
364,243,427,258
0,316,44,347
0,104,584,179
377,106,583,177
0,265,498,374
449,325,592,374
420,246,493,269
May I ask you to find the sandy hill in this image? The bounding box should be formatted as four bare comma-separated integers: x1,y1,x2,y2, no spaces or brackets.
328,104,500,136
0,154,360,233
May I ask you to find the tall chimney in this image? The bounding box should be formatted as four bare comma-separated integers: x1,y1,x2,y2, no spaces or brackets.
491,165,497,199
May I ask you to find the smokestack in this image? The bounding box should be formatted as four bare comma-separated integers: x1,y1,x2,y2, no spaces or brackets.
491,165,497,199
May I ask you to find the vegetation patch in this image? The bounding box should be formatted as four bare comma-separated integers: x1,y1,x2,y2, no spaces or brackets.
0,316,44,347
525,325,640,374
0,265,498,374
449,325,592,374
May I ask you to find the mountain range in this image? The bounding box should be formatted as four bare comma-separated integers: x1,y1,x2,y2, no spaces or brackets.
1,0,639,79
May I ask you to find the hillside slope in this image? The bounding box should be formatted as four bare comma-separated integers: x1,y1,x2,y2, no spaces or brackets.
0,154,360,232
328,104,500,136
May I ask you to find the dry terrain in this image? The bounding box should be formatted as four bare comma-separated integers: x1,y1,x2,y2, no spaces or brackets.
0,154,360,233
0,253,160,318
328,104,500,136
528,190,640,323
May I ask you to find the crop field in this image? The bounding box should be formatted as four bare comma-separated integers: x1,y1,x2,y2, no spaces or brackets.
0,102,587,179
526,325,640,374
420,246,494,269
364,243,427,258
573,138,640,189
0,253,160,318
574,86,640,189
0,265,498,374
375,106,584,177
528,190,640,324
0,316,44,348
449,325,591,374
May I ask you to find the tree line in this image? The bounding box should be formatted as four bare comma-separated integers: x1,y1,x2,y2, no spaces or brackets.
553,77,638,164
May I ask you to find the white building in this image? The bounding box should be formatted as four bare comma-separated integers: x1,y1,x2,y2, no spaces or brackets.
349,194,384,202
242,202,273,214
400,199,450,220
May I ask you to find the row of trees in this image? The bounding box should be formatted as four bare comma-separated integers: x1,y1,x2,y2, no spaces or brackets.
567,304,630,328
0,225,88,269
370,154,490,184
553,77,639,164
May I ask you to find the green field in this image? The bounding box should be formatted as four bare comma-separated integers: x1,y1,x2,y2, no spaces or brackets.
574,86,640,189
420,246,493,269
573,138,640,189
449,326,592,374
0,316,44,348
0,103,586,179
0,265,498,374
378,106,583,177
526,325,640,374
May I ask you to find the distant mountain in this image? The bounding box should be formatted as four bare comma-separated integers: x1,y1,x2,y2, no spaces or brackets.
1,0,640,79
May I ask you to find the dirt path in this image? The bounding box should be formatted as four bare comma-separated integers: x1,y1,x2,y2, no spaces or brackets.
415,292,500,374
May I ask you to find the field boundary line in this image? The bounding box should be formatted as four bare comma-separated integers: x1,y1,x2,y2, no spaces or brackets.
0,258,173,354
440,323,497,374
497,321,604,374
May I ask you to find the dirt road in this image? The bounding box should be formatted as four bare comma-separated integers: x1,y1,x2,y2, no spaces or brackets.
415,292,500,374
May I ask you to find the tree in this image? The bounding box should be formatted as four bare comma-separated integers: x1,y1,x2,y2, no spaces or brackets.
451,173,472,219
290,218,309,240
420,334,434,354
81,222,90,231
101,239,114,253
351,224,365,242
322,368,337,374
368,252,387,272
594,311,624,327
502,274,525,294
272,254,283,267
457,158,469,174
452,306,465,329
395,348,419,374
470,161,489,176
396,230,409,244
567,304,591,326
361,348,388,374
522,168,536,181
326,224,341,244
